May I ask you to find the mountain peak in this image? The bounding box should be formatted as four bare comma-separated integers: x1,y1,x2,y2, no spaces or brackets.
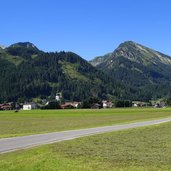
90,40,171,68
90,41,171,101
0,44,6,49
6,42,40,58
117,40,143,49
9,42,38,50
114,41,154,60
122,40,137,45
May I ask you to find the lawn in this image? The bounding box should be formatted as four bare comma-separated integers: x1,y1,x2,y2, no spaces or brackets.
0,121,171,170
0,108,171,138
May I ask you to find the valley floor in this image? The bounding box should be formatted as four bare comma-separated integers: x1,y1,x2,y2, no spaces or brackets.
1,120,171,171
0,108,171,138
1,118,170,153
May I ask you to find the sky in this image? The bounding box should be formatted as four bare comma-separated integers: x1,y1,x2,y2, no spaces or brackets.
1,0,171,60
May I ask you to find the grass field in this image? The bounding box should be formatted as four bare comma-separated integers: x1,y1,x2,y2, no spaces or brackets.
1,121,171,170
0,108,171,138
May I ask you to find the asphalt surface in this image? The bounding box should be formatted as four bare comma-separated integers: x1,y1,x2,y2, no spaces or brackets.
1,117,171,154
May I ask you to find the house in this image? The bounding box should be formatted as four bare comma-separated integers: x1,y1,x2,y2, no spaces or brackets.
2,104,13,110
55,92,62,101
132,101,148,107
153,102,166,108
72,102,81,108
60,103,75,109
0,104,3,110
102,100,113,108
151,100,166,108
23,103,36,110
60,102,80,109
133,103,138,107
0,102,15,110
154,104,160,108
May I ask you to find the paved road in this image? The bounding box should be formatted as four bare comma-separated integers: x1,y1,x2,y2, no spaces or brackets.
1,117,171,154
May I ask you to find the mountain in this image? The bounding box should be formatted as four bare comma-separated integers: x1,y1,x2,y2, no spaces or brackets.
0,44,6,49
2,41,171,103
0,42,131,103
9,42,38,49
6,42,40,59
90,41,171,100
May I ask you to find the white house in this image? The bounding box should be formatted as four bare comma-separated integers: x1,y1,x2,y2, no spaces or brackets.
102,101,108,108
55,92,62,101
133,103,138,107
102,100,113,108
23,103,36,110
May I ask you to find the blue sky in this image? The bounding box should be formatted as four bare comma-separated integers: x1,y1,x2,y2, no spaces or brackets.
1,0,171,60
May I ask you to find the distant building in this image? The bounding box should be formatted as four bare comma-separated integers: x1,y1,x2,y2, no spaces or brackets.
55,92,62,101
132,101,148,107
154,104,160,108
0,104,2,110
23,103,36,110
153,102,166,108
0,102,15,110
133,103,138,107
102,100,113,108
60,102,80,109
151,100,166,108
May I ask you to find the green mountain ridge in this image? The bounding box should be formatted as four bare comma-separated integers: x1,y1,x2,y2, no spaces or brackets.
9,42,38,49
1,41,171,103
90,41,171,100
0,42,131,103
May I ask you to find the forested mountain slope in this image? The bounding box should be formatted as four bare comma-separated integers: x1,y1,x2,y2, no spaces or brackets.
0,42,131,102
90,41,171,100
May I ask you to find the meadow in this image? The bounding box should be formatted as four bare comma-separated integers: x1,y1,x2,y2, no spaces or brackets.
0,108,171,138
0,120,171,170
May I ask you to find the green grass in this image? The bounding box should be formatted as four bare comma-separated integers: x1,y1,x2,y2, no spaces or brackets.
0,52,24,66
60,61,89,81
1,121,171,170
0,108,171,138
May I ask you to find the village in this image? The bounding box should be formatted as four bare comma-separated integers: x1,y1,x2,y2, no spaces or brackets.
0,92,167,111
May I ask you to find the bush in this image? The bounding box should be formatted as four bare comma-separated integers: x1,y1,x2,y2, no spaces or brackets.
113,100,132,107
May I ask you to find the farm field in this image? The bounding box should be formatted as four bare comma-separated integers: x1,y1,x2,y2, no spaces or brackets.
0,108,171,138
0,120,171,170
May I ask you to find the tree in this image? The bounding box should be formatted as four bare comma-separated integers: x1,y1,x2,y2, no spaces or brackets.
80,97,102,109
113,100,132,107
